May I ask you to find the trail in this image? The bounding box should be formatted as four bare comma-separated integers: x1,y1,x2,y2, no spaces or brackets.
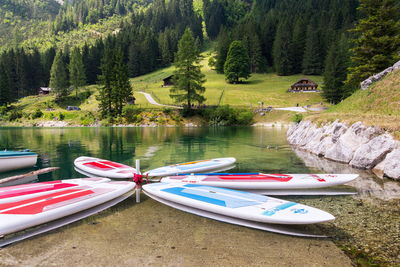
138,92,182,109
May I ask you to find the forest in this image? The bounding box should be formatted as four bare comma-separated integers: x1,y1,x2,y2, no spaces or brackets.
0,0,399,108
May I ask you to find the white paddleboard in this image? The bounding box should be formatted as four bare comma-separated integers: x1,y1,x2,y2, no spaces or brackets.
74,156,137,179
145,157,236,177
161,173,359,189
0,178,110,203
143,190,327,238
142,183,335,225
0,181,135,236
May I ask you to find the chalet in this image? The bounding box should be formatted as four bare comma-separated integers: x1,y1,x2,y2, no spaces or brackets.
39,87,52,95
288,79,319,92
162,75,174,87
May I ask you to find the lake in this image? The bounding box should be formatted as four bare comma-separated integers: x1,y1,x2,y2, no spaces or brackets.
0,126,399,265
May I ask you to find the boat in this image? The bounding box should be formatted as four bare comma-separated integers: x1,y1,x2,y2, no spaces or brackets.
145,157,236,177
0,181,135,236
142,182,335,225
0,177,110,203
74,156,137,179
0,151,38,173
160,173,359,189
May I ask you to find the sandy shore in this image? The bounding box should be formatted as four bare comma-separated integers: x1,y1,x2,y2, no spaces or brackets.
0,194,352,267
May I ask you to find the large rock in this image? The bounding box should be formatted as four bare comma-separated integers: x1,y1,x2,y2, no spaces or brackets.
325,122,381,163
350,134,397,169
383,149,400,180
360,60,400,90
313,121,347,156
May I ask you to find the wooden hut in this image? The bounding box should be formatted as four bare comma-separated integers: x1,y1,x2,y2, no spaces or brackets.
38,87,52,95
162,75,174,87
288,79,319,92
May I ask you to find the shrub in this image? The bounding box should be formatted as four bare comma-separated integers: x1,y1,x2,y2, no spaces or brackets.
79,112,95,126
122,105,143,123
292,113,303,123
59,112,65,121
7,109,23,121
204,106,253,126
31,109,43,119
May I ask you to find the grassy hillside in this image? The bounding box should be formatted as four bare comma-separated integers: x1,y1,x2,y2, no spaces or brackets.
308,69,400,137
132,54,325,108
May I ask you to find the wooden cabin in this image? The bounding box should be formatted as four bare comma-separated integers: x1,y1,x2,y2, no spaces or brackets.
162,75,174,87
288,79,319,92
39,87,52,95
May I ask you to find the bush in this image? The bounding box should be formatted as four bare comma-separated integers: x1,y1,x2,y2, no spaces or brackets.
122,105,143,123
79,112,95,126
292,113,303,123
204,106,253,126
6,109,23,121
59,112,65,121
31,109,43,119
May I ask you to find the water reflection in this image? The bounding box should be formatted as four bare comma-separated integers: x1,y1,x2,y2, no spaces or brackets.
293,149,400,200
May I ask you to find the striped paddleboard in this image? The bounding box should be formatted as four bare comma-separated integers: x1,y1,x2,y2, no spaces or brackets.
74,156,137,179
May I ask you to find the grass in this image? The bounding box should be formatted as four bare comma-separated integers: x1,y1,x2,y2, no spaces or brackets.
132,53,325,108
307,69,400,137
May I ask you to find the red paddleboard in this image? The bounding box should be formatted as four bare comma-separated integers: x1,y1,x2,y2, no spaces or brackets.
74,156,137,179
160,173,359,189
0,178,110,204
0,181,135,236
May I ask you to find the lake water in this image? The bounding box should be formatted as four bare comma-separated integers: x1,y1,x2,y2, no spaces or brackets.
0,126,399,264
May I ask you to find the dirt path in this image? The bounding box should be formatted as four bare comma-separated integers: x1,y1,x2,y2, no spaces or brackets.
0,194,353,267
138,92,182,109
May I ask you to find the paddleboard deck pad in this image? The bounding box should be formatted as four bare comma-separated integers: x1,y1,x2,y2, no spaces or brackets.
142,183,335,225
143,190,327,238
145,157,236,177
74,156,137,179
0,181,135,236
0,191,133,247
0,178,110,203
161,173,359,189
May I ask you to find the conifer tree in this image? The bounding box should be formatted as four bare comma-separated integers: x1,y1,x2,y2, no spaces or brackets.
98,45,114,118
322,35,350,104
345,0,400,91
0,63,11,106
302,21,324,75
49,50,69,99
170,28,206,108
112,48,132,116
224,40,251,83
215,27,231,73
69,47,86,98
272,19,293,76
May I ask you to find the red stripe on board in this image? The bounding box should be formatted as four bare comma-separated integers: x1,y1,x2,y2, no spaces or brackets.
99,161,128,168
83,162,113,170
0,181,62,192
217,174,292,182
0,183,76,199
0,189,93,215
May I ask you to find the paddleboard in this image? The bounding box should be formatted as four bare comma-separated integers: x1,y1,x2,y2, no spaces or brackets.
0,178,110,203
142,183,335,224
74,156,137,179
0,190,133,247
161,173,359,189
0,181,135,236
145,157,236,177
143,190,327,238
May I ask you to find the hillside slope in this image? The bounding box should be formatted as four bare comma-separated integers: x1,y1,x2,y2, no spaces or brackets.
308,69,400,136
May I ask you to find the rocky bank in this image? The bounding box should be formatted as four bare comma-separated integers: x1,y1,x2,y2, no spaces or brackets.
287,120,400,180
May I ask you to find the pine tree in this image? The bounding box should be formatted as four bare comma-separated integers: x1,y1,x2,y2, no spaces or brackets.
215,27,231,73
0,63,11,106
49,51,69,99
224,40,251,83
273,19,294,76
170,28,206,108
69,47,86,98
345,0,400,91
302,21,324,75
322,35,350,104
291,18,307,74
98,45,114,118
112,48,132,116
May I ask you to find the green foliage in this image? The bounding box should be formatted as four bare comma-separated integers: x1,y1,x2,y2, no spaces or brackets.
31,108,43,119
69,47,86,97
292,113,303,123
322,35,350,104
170,28,206,108
49,51,69,99
224,40,251,83
79,112,95,126
58,112,65,121
345,0,400,92
273,19,294,76
6,109,23,121
122,105,143,123
204,105,253,126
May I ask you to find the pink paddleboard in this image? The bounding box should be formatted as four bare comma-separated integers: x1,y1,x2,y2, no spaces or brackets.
74,156,137,179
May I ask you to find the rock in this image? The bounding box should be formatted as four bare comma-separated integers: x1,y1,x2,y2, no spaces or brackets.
360,60,400,90
350,134,397,169
325,122,381,163
372,160,385,178
383,149,400,180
